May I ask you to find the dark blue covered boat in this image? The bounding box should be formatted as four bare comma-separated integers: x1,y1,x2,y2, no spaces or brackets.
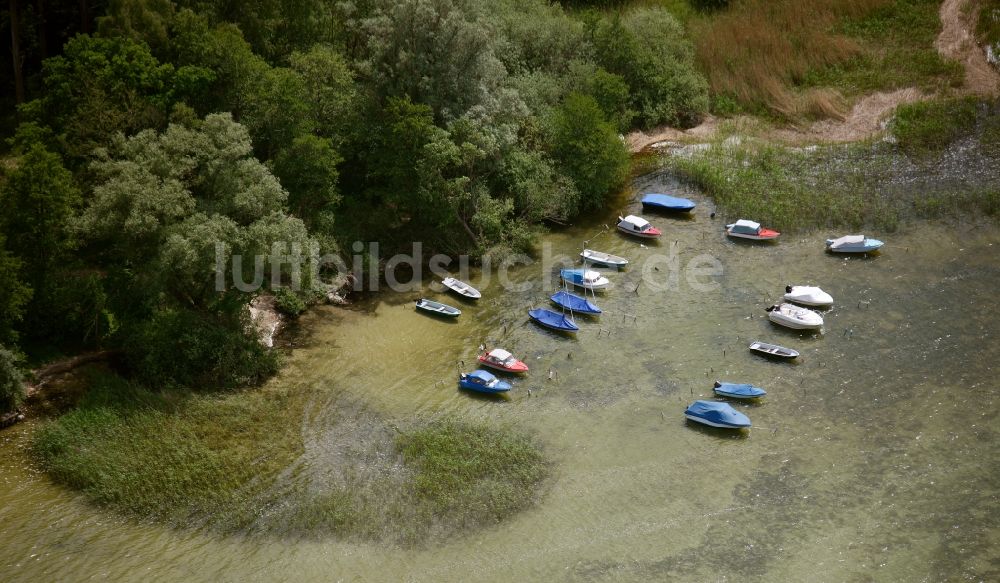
713,381,767,399
459,369,512,394
528,308,579,332
641,193,696,212
684,400,751,429
550,291,601,314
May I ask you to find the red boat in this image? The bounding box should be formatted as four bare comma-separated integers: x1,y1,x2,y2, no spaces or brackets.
477,348,529,373
725,219,780,240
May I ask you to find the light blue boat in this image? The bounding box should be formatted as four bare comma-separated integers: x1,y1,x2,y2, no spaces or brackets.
684,400,752,429
459,369,511,394
713,381,767,399
641,193,696,212
550,291,601,315
560,268,609,291
528,308,579,332
826,235,884,253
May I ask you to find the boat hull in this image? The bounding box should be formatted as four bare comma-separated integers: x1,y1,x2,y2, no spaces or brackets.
684,414,750,429
784,286,833,308
580,250,628,268
477,351,529,374
713,382,766,399
415,299,461,317
767,304,823,330
768,314,822,330
441,277,482,299
726,230,780,240
459,381,511,394
459,370,511,393
529,308,579,332
826,238,884,253
684,400,752,429
641,194,696,212
617,225,661,239
550,291,601,314
748,341,799,359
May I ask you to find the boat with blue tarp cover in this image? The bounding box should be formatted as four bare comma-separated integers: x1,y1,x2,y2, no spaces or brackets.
684,400,752,428
550,291,601,314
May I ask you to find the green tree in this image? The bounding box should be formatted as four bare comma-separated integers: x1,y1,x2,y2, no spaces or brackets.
21,34,206,163
591,9,708,128
0,347,25,413
78,112,318,387
549,93,629,211
168,10,311,157
352,0,506,121
271,135,342,233
0,144,80,290
97,0,176,55
288,45,357,143
0,236,33,345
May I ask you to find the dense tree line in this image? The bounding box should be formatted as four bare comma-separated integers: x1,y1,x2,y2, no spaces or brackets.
0,0,708,401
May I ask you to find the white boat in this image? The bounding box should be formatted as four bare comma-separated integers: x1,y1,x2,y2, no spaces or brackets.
826,235,884,253
765,303,823,330
441,277,481,299
580,249,629,268
616,215,661,239
783,285,833,307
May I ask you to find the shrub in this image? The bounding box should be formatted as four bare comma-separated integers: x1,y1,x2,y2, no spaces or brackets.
893,97,979,158
273,288,307,318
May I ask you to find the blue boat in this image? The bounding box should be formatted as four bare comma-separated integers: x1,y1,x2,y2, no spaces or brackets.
684,400,751,429
550,291,602,315
459,369,512,394
528,308,579,332
713,381,767,399
641,193,696,212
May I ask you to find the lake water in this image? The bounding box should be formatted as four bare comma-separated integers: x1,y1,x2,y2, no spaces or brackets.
2,172,998,582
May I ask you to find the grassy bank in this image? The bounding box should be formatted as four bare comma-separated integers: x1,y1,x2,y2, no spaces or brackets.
980,0,1000,49
664,98,1000,231
33,371,549,543
690,0,962,118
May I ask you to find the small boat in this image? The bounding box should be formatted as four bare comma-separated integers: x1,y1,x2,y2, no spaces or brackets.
459,369,512,394
528,308,579,332
784,285,833,307
550,291,601,314
641,193,696,212
560,268,610,291
766,303,824,330
726,219,780,240
617,215,662,239
441,277,481,299
748,340,800,359
684,400,751,429
415,298,461,317
478,348,529,373
713,381,767,399
826,235,884,253
580,248,629,268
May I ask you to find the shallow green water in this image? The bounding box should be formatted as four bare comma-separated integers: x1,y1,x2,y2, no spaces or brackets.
2,172,999,581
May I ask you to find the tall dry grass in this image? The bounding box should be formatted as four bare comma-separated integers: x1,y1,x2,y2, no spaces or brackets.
690,0,894,118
